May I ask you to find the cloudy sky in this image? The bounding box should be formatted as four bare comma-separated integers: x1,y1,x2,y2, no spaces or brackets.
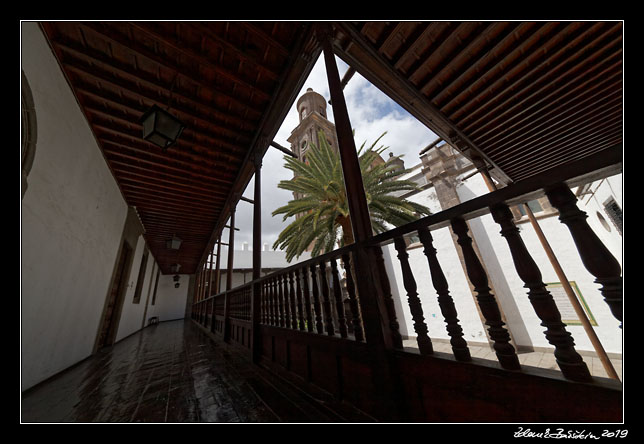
219,54,438,261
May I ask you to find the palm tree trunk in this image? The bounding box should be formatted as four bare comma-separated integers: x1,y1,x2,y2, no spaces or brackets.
337,215,354,246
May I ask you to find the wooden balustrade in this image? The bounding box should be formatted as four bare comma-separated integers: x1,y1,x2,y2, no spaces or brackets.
191,147,621,387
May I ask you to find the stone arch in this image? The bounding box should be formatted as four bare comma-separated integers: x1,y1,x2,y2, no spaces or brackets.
21,70,37,198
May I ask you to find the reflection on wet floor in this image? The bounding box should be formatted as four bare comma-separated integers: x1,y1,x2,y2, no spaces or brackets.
22,320,361,423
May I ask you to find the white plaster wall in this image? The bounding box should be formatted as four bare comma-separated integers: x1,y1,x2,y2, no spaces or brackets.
146,274,190,322
21,22,128,391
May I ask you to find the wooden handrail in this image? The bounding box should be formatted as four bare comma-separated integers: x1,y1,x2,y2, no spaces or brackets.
197,144,621,305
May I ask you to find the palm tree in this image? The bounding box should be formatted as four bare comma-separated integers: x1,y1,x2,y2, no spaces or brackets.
272,131,431,262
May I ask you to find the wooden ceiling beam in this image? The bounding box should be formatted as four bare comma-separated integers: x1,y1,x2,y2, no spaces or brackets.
125,22,272,102
426,22,525,105
416,22,497,96
75,84,254,146
100,139,235,184
468,37,622,144
84,106,244,167
63,62,254,154
118,176,226,208
53,37,263,124
392,22,433,70
456,22,619,133
238,22,290,58
188,22,282,82
485,73,622,157
93,123,240,176
120,183,221,208
439,22,562,116
111,164,228,199
108,159,228,194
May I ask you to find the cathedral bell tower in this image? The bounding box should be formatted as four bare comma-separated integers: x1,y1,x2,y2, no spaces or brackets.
287,88,339,164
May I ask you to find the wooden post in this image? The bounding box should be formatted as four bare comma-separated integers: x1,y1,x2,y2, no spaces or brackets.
320,27,372,243
319,25,406,420
251,157,262,363
223,208,236,342
214,236,222,294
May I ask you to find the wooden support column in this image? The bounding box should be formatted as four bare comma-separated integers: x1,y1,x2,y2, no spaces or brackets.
214,236,222,295
251,157,262,363
223,208,236,342
319,24,405,421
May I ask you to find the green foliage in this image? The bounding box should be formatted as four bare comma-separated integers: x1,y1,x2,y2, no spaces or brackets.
272,131,431,262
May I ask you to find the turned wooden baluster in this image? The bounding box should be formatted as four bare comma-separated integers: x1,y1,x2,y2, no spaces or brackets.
310,263,324,334
273,277,281,327
319,261,335,336
295,269,306,331
300,267,314,333
372,247,404,349
266,279,273,325
451,217,521,370
330,258,349,338
341,252,365,341
393,236,433,355
417,227,471,361
545,183,622,326
491,203,592,381
278,274,286,328
288,271,298,329
267,278,273,325
260,282,266,324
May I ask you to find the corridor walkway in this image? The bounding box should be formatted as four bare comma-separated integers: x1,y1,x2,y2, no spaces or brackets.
21,320,372,423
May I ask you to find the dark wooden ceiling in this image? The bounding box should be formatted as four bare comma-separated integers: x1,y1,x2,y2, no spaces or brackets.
38,21,622,276
333,21,623,184
40,21,320,275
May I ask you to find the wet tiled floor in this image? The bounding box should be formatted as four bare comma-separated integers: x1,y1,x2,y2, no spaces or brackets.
21,320,365,423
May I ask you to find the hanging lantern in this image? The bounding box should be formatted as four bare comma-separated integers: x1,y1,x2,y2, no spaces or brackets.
140,105,185,149
173,274,180,289
166,234,182,250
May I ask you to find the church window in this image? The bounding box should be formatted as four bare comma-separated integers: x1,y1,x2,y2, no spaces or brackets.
603,197,622,235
